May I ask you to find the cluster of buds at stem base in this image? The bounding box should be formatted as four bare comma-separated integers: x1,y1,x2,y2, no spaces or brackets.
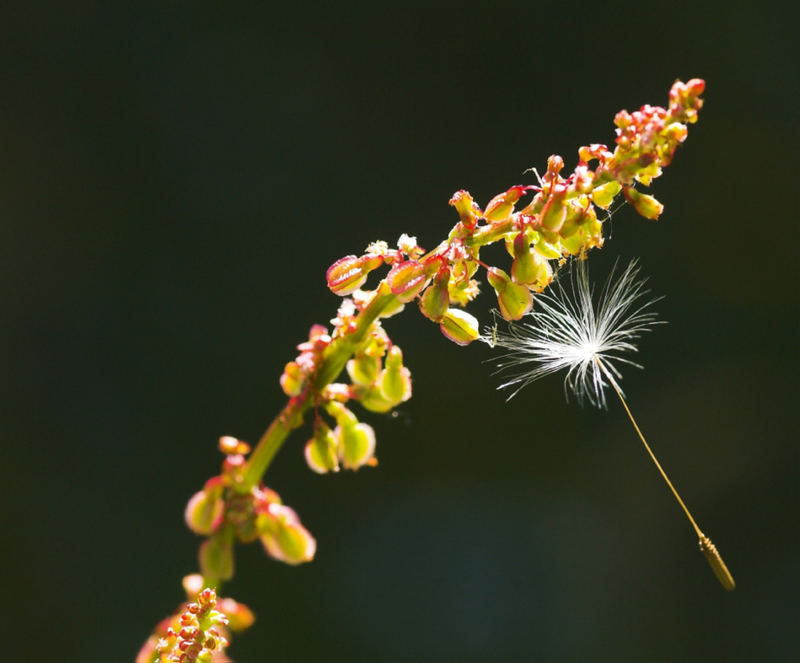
185,436,317,575
137,576,254,663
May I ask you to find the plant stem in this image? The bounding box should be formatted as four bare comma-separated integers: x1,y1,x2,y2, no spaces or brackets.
239,285,399,492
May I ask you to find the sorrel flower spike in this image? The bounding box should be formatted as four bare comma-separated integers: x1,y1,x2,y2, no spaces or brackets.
325,79,705,344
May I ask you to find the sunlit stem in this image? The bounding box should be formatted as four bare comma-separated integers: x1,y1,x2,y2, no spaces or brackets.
594,358,735,591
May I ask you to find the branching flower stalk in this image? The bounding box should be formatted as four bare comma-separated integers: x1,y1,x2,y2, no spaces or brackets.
486,260,735,590
138,79,708,661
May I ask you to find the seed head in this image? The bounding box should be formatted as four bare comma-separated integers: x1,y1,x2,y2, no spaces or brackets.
486,259,661,407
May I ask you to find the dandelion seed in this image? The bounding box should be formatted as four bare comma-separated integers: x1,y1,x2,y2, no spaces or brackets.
485,259,735,591
487,258,660,408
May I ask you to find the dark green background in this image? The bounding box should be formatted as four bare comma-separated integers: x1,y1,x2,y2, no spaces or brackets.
2,2,797,661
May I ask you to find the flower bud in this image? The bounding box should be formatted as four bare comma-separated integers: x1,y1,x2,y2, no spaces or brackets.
439,308,480,346
258,504,316,565
386,260,430,303
279,361,306,396
448,189,480,230
487,267,533,320
540,195,566,232
326,255,370,296
591,180,621,209
185,479,224,535
336,421,377,470
418,268,450,321
304,423,339,474
358,386,396,413
533,236,561,260
484,185,534,222
199,536,234,581
380,346,412,403
624,187,663,219
510,234,535,284
346,354,379,385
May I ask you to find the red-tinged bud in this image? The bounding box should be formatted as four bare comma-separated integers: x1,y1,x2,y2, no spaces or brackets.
418,268,450,321
578,143,612,164
326,255,369,296
304,423,339,474
185,486,224,535
386,260,430,303
336,421,377,470
380,346,412,404
591,180,622,209
279,361,305,396
664,121,688,144
449,189,480,230
258,504,317,565
484,185,535,222
545,155,564,179
439,308,480,346
219,435,250,456
216,598,255,632
346,354,380,385
487,267,533,320
199,536,234,581
624,187,663,219
540,194,566,232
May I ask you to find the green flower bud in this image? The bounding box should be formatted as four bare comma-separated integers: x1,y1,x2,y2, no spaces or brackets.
346,354,380,385
304,423,339,474
418,269,450,321
184,478,224,535
258,504,316,565
483,185,534,222
380,346,412,404
591,180,621,209
448,189,479,230
624,187,663,219
439,308,480,346
358,386,396,413
487,267,533,321
510,234,537,284
541,196,566,232
279,361,305,396
336,421,377,470
199,536,234,581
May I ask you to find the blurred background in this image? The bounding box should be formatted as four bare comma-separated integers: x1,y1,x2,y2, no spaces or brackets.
2,2,797,661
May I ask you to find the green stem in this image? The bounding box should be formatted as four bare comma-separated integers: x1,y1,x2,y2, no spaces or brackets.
239,284,399,492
